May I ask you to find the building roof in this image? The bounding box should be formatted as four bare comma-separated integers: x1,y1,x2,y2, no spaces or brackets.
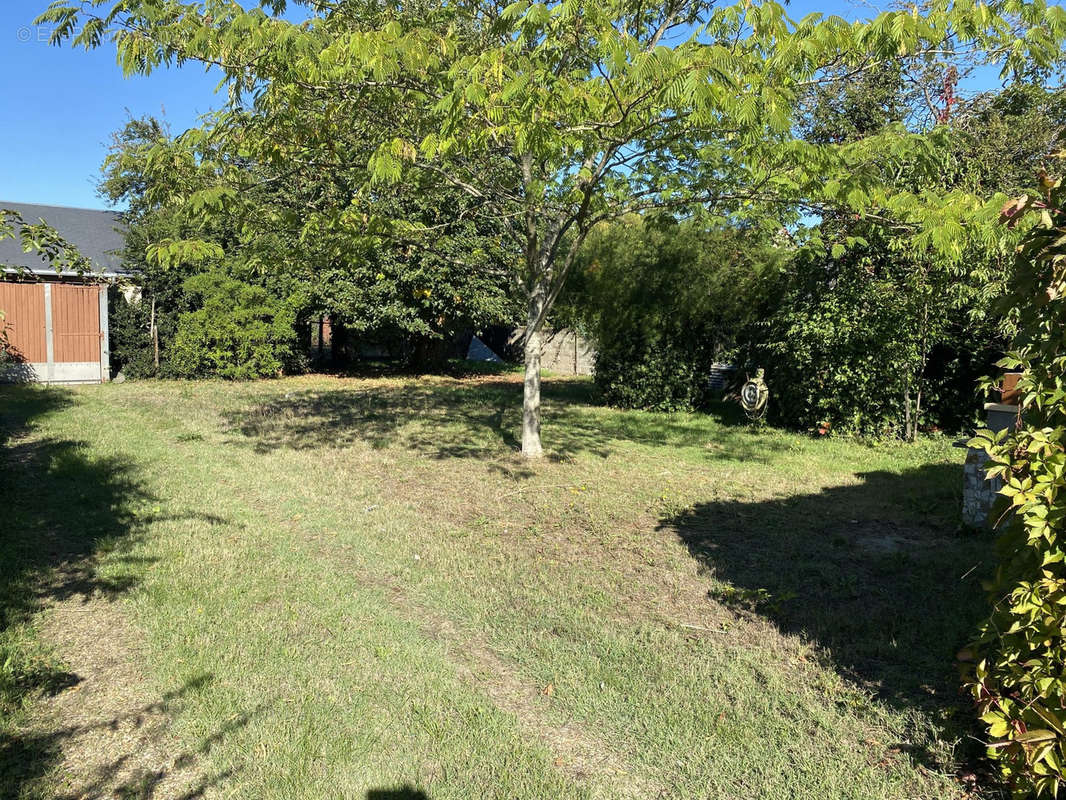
0,201,127,278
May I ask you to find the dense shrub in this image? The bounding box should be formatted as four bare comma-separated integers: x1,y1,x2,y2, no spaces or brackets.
564,215,781,412
754,225,1006,437
107,287,168,378
168,272,302,380
595,337,716,412
964,182,1066,797
565,211,1005,431
99,116,520,380
756,241,914,436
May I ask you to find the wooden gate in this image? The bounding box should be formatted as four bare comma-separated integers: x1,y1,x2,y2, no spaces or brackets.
0,281,109,383
0,283,46,363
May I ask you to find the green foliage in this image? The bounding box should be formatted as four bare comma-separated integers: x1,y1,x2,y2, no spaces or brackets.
40,0,1066,451
107,287,159,379
965,176,1066,798
754,78,1064,437
561,67,1062,435
756,223,1009,437
98,114,519,378
760,241,922,436
566,214,782,411
98,117,223,377
168,272,301,380
946,84,1066,197
303,189,521,364
595,338,715,412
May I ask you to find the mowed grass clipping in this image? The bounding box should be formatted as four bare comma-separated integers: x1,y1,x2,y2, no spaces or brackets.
0,374,996,799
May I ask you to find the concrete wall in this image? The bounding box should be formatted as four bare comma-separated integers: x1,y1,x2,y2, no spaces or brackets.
509,328,596,376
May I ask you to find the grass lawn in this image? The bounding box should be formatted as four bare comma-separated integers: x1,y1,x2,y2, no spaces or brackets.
0,373,996,799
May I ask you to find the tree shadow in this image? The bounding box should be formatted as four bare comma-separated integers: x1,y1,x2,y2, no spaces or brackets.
0,385,241,798
366,786,430,800
220,377,767,463
660,462,993,771
1,671,262,800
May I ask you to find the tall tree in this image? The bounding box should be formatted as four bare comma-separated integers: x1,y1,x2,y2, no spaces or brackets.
99,114,520,375
41,0,1066,455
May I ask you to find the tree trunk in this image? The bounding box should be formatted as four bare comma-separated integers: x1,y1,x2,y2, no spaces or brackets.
914,386,922,440
904,384,913,442
912,299,930,442
521,284,546,458
150,298,159,372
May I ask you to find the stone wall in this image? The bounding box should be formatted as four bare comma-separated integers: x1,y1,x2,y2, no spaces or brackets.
962,446,1003,529
961,403,1020,530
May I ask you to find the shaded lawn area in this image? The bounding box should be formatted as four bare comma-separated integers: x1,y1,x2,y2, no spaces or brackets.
0,373,997,799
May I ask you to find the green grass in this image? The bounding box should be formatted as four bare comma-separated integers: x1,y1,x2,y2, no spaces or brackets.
0,374,997,799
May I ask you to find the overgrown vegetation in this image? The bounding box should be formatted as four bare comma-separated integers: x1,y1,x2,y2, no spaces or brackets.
99,116,519,380
757,81,1065,438
565,79,1065,436
45,0,1066,455
965,177,1066,797
563,215,782,411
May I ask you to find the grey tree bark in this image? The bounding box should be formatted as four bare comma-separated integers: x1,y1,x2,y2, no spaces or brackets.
521,282,546,457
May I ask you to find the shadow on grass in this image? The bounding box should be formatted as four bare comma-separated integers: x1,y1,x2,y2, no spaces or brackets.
367,786,430,800
1,672,260,800
221,377,764,463
661,462,993,772
0,385,243,799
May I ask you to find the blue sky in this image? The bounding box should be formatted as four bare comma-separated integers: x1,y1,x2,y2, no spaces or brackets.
0,3,231,209
0,0,1005,211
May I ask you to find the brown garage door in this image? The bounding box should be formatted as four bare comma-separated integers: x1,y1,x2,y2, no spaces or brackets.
0,282,46,362
52,284,102,363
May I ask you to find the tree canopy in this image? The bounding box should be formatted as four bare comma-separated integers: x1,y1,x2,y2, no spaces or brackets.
99,111,521,377
40,0,1066,453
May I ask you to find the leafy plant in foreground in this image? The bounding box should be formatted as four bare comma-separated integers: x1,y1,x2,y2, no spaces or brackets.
965,175,1066,797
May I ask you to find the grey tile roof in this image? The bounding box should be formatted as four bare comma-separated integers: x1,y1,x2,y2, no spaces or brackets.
0,201,127,276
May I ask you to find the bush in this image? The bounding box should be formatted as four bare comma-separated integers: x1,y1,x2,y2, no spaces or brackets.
564,215,781,412
756,249,914,436
168,272,301,380
754,223,1004,438
964,181,1066,798
567,213,1001,432
107,287,164,378
595,336,715,412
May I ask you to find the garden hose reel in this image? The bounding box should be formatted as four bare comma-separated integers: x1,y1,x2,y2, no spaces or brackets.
740,369,770,420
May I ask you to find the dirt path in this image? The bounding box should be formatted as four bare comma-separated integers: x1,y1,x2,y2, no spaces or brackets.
13,593,220,800
390,583,659,799
316,545,663,800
